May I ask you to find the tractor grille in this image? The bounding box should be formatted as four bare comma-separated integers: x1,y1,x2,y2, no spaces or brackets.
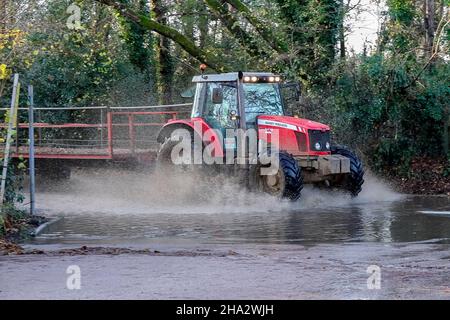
308,129,330,151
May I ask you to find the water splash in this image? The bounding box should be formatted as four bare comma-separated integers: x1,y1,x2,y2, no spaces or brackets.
34,167,402,216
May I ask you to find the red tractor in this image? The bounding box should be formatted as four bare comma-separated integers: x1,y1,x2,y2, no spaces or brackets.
156,71,364,200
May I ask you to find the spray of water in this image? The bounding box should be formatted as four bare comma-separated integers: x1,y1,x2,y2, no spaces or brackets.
34,167,403,216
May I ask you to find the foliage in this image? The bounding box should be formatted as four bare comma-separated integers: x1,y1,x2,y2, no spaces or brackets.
0,204,38,241
0,0,448,187
276,0,340,85
0,87,27,206
0,197,28,237
301,0,450,175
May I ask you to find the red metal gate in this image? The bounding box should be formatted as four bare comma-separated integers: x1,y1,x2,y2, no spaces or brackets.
0,104,191,161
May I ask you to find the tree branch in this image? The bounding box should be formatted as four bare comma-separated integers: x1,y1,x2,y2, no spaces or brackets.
203,0,270,59
94,0,228,71
402,17,450,90
223,0,288,53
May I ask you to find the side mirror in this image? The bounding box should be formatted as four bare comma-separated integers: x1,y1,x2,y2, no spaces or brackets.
212,87,223,104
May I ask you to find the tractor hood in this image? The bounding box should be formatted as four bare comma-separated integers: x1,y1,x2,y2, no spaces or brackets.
257,115,330,132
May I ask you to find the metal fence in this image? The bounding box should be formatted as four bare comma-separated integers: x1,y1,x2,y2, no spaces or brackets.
0,103,192,160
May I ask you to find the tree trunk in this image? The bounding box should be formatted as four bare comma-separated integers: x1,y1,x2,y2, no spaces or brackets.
427,0,435,48
198,5,209,49
339,0,346,59
118,0,156,98
0,0,6,31
424,0,435,57
444,108,450,155
151,0,175,105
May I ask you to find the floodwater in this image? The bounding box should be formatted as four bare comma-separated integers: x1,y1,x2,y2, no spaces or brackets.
28,168,450,246
3,167,450,299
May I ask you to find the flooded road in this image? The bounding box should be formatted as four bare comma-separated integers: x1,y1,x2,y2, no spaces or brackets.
29,168,450,246
2,168,450,299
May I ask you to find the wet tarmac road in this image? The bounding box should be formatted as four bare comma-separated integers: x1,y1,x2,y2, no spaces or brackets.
2,242,450,299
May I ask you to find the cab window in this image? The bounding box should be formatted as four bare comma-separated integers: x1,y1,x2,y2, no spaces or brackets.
203,82,238,130
244,83,284,124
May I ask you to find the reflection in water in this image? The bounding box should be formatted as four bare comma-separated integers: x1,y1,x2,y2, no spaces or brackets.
389,196,450,243
29,168,450,245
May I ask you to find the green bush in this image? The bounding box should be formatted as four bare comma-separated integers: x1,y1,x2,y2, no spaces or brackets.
0,205,30,239
303,54,449,174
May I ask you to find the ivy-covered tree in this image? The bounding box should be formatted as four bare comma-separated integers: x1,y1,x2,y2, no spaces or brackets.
151,0,175,104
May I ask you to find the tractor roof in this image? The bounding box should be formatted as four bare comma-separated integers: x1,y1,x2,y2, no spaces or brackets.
192,72,277,83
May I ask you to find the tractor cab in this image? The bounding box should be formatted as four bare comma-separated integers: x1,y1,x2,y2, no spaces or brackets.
188,71,331,157
190,72,285,132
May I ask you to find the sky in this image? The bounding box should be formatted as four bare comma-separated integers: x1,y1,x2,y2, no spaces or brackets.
345,0,385,53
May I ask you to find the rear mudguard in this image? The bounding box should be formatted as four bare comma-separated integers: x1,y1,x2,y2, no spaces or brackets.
156,118,224,157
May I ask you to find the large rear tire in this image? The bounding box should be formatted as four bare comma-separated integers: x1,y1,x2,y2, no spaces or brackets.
156,138,180,167
331,145,364,196
156,136,197,173
255,152,303,201
156,133,209,176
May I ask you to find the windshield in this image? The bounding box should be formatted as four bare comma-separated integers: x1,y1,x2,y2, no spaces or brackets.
243,83,284,124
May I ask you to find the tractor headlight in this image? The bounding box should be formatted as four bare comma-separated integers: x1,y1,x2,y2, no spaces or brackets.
243,76,251,82
325,142,330,150
251,76,258,82
314,142,321,150
268,76,275,82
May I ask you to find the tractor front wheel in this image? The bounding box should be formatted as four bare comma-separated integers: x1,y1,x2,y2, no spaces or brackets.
331,145,364,196
254,152,303,201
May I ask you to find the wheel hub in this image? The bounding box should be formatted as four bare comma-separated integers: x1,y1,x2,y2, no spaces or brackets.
266,174,279,187
263,170,282,193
